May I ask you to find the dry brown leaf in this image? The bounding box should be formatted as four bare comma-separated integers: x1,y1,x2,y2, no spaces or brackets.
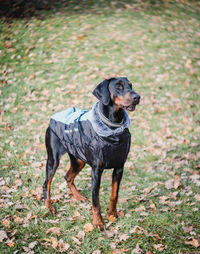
159,196,169,204
46,227,62,235
31,187,43,201
174,175,180,189
183,225,193,233
108,215,116,222
118,233,130,241
84,223,94,232
185,59,192,69
58,239,70,252
50,237,58,249
117,210,125,218
104,230,115,238
149,200,156,212
132,243,143,254
28,241,38,249
92,250,101,254
185,239,199,248
72,237,81,245
135,205,146,212
0,230,8,242
22,246,31,252
2,219,10,229
130,226,144,234
153,244,165,251
165,179,174,189
140,212,149,216
13,216,24,224
194,194,200,201
77,230,85,240
6,239,15,248
77,34,87,40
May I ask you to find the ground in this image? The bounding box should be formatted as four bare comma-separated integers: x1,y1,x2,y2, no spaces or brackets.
0,1,200,253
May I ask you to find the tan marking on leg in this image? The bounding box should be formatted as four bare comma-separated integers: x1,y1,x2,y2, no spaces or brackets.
92,204,104,231
45,172,55,215
107,180,118,218
65,159,86,202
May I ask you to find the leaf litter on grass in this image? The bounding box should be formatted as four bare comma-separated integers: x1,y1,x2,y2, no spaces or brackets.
0,1,200,253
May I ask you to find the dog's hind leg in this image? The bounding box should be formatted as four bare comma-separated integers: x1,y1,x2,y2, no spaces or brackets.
43,127,64,215
64,154,86,202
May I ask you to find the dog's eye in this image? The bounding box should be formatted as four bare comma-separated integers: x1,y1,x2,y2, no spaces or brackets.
116,83,124,91
129,83,132,89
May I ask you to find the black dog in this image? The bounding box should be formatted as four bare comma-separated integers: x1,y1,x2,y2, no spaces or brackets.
43,77,140,231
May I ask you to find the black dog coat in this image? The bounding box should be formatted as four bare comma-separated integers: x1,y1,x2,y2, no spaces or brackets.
49,102,131,169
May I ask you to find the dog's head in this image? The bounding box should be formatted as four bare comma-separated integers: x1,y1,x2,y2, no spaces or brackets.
93,77,140,111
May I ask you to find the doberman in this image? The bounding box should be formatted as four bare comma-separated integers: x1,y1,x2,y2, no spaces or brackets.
43,77,140,231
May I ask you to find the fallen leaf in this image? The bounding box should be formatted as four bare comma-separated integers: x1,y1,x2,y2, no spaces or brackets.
77,230,85,240
84,223,94,232
117,210,125,218
13,216,24,224
92,250,101,254
194,194,200,201
130,226,144,234
149,200,156,212
159,196,169,204
108,215,116,222
50,237,58,249
118,233,129,241
153,244,165,251
183,225,193,233
104,230,115,238
185,239,199,248
22,246,31,252
77,34,87,40
165,179,174,189
135,205,146,212
46,227,62,235
185,59,192,69
174,175,180,189
132,243,144,253
58,239,70,252
0,230,8,242
29,241,38,249
72,237,81,245
2,219,10,229
74,210,81,218
6,239,15,248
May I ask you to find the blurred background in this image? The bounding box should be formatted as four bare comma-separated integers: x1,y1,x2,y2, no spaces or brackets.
0,1,200,253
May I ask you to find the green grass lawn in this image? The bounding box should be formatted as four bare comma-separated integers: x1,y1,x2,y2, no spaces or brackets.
0,1,200,253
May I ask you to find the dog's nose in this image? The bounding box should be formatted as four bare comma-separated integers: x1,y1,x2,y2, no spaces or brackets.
131,93,140,104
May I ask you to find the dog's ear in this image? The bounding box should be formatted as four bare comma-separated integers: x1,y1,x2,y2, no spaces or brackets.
93,79,111,105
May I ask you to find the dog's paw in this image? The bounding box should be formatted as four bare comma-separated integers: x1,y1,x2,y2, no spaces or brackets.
73,193,87,203
49,205,56,216
92,214,105,231
45,200,56,216
106,210,117,219
93,221,105,232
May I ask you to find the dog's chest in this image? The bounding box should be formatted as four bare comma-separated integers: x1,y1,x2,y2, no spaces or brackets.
84,126,131,169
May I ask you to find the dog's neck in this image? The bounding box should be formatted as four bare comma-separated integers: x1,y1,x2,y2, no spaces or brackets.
99,102,124,126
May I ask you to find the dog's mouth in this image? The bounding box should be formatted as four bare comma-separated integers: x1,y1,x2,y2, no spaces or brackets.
120,102,139,112
125,104,136,111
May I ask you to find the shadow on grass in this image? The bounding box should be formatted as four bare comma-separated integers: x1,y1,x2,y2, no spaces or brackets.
0,0,170,20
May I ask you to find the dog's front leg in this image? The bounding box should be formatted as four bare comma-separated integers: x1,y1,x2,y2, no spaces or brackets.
91,167,104,231
107,167,124,218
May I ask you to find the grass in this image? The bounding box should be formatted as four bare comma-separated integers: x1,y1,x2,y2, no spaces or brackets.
0,0,200,253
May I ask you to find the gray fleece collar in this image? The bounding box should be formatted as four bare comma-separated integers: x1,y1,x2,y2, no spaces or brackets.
88,102,130,137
